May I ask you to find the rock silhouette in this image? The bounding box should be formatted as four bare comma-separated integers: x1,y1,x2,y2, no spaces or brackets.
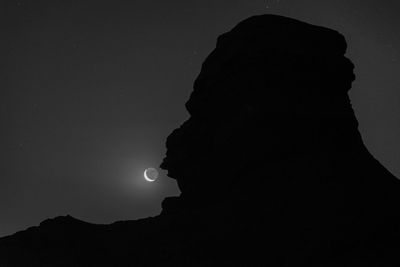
1,15,399,266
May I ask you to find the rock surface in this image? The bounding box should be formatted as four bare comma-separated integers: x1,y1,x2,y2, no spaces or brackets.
1,15,400,266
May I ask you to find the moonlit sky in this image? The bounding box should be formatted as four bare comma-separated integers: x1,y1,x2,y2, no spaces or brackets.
1,0,399,237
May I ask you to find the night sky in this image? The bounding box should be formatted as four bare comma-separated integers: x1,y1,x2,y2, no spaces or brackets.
1,0,399,237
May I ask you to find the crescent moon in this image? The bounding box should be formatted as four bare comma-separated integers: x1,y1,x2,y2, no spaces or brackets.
144,168,156,182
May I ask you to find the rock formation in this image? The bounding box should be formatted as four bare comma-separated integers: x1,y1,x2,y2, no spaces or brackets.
1,15,400,266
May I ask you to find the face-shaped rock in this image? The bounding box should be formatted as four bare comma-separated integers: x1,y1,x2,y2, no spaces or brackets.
160,14,356,204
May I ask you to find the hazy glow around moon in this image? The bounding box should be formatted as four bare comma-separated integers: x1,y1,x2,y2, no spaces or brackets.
144,167,158,182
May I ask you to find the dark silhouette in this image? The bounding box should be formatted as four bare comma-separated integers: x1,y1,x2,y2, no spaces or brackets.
1,15,399,266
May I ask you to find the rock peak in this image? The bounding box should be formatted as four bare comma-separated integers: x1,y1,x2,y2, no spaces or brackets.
161,14,359,206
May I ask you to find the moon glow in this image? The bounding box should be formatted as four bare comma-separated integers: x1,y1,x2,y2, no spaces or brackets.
144,168,159,182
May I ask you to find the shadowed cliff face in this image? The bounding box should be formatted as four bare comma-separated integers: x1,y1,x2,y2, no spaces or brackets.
161,15,360,204
158,15,400,261
1,15,399,267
